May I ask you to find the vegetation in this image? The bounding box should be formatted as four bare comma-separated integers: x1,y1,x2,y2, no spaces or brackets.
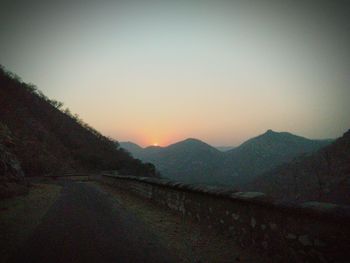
0,65,156,177
0,123,27,198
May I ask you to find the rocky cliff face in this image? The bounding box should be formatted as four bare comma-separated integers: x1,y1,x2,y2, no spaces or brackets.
0,124,27,198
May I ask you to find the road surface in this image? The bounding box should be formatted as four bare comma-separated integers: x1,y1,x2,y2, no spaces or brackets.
10,180,176,263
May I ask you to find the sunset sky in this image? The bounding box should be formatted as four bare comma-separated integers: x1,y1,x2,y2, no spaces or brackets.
1,0,349,147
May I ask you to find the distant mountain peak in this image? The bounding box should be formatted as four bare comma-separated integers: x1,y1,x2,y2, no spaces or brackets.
182,138,205,143
164,138,221,153
119,141,143,152
173,138,214,148
263,129,288,136
260,129,295,139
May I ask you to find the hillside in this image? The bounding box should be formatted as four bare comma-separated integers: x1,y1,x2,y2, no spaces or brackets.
245,129,350,205
119,142,144,155
219,129,333,185
121,139,226,184
0,124,27,198
0,66,156,183
120,131,332,186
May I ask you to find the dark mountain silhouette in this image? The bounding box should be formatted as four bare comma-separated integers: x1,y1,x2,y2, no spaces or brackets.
219,129,333,185
245,129,350,205
119,141,143,154
0,66,156,181
121,131,333,186
121,139,226,184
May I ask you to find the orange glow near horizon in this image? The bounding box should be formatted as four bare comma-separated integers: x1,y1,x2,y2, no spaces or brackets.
1,0,349,147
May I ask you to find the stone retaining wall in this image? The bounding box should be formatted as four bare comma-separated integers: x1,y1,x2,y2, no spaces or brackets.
101,174,350,263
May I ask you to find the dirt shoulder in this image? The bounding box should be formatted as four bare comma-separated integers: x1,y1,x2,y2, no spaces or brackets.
93,181,269,263
0,183,62,262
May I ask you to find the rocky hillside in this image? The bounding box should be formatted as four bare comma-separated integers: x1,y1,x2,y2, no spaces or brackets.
0,123,27,198
0,66,156,179
246,129,350,205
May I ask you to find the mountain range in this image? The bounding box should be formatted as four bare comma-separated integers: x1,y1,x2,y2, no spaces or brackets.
245,129,350,205
120,130,333,187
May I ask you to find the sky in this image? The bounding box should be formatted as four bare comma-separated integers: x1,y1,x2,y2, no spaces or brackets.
1,0,349,147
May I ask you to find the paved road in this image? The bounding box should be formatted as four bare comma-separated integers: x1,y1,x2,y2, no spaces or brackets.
10,180,176,263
